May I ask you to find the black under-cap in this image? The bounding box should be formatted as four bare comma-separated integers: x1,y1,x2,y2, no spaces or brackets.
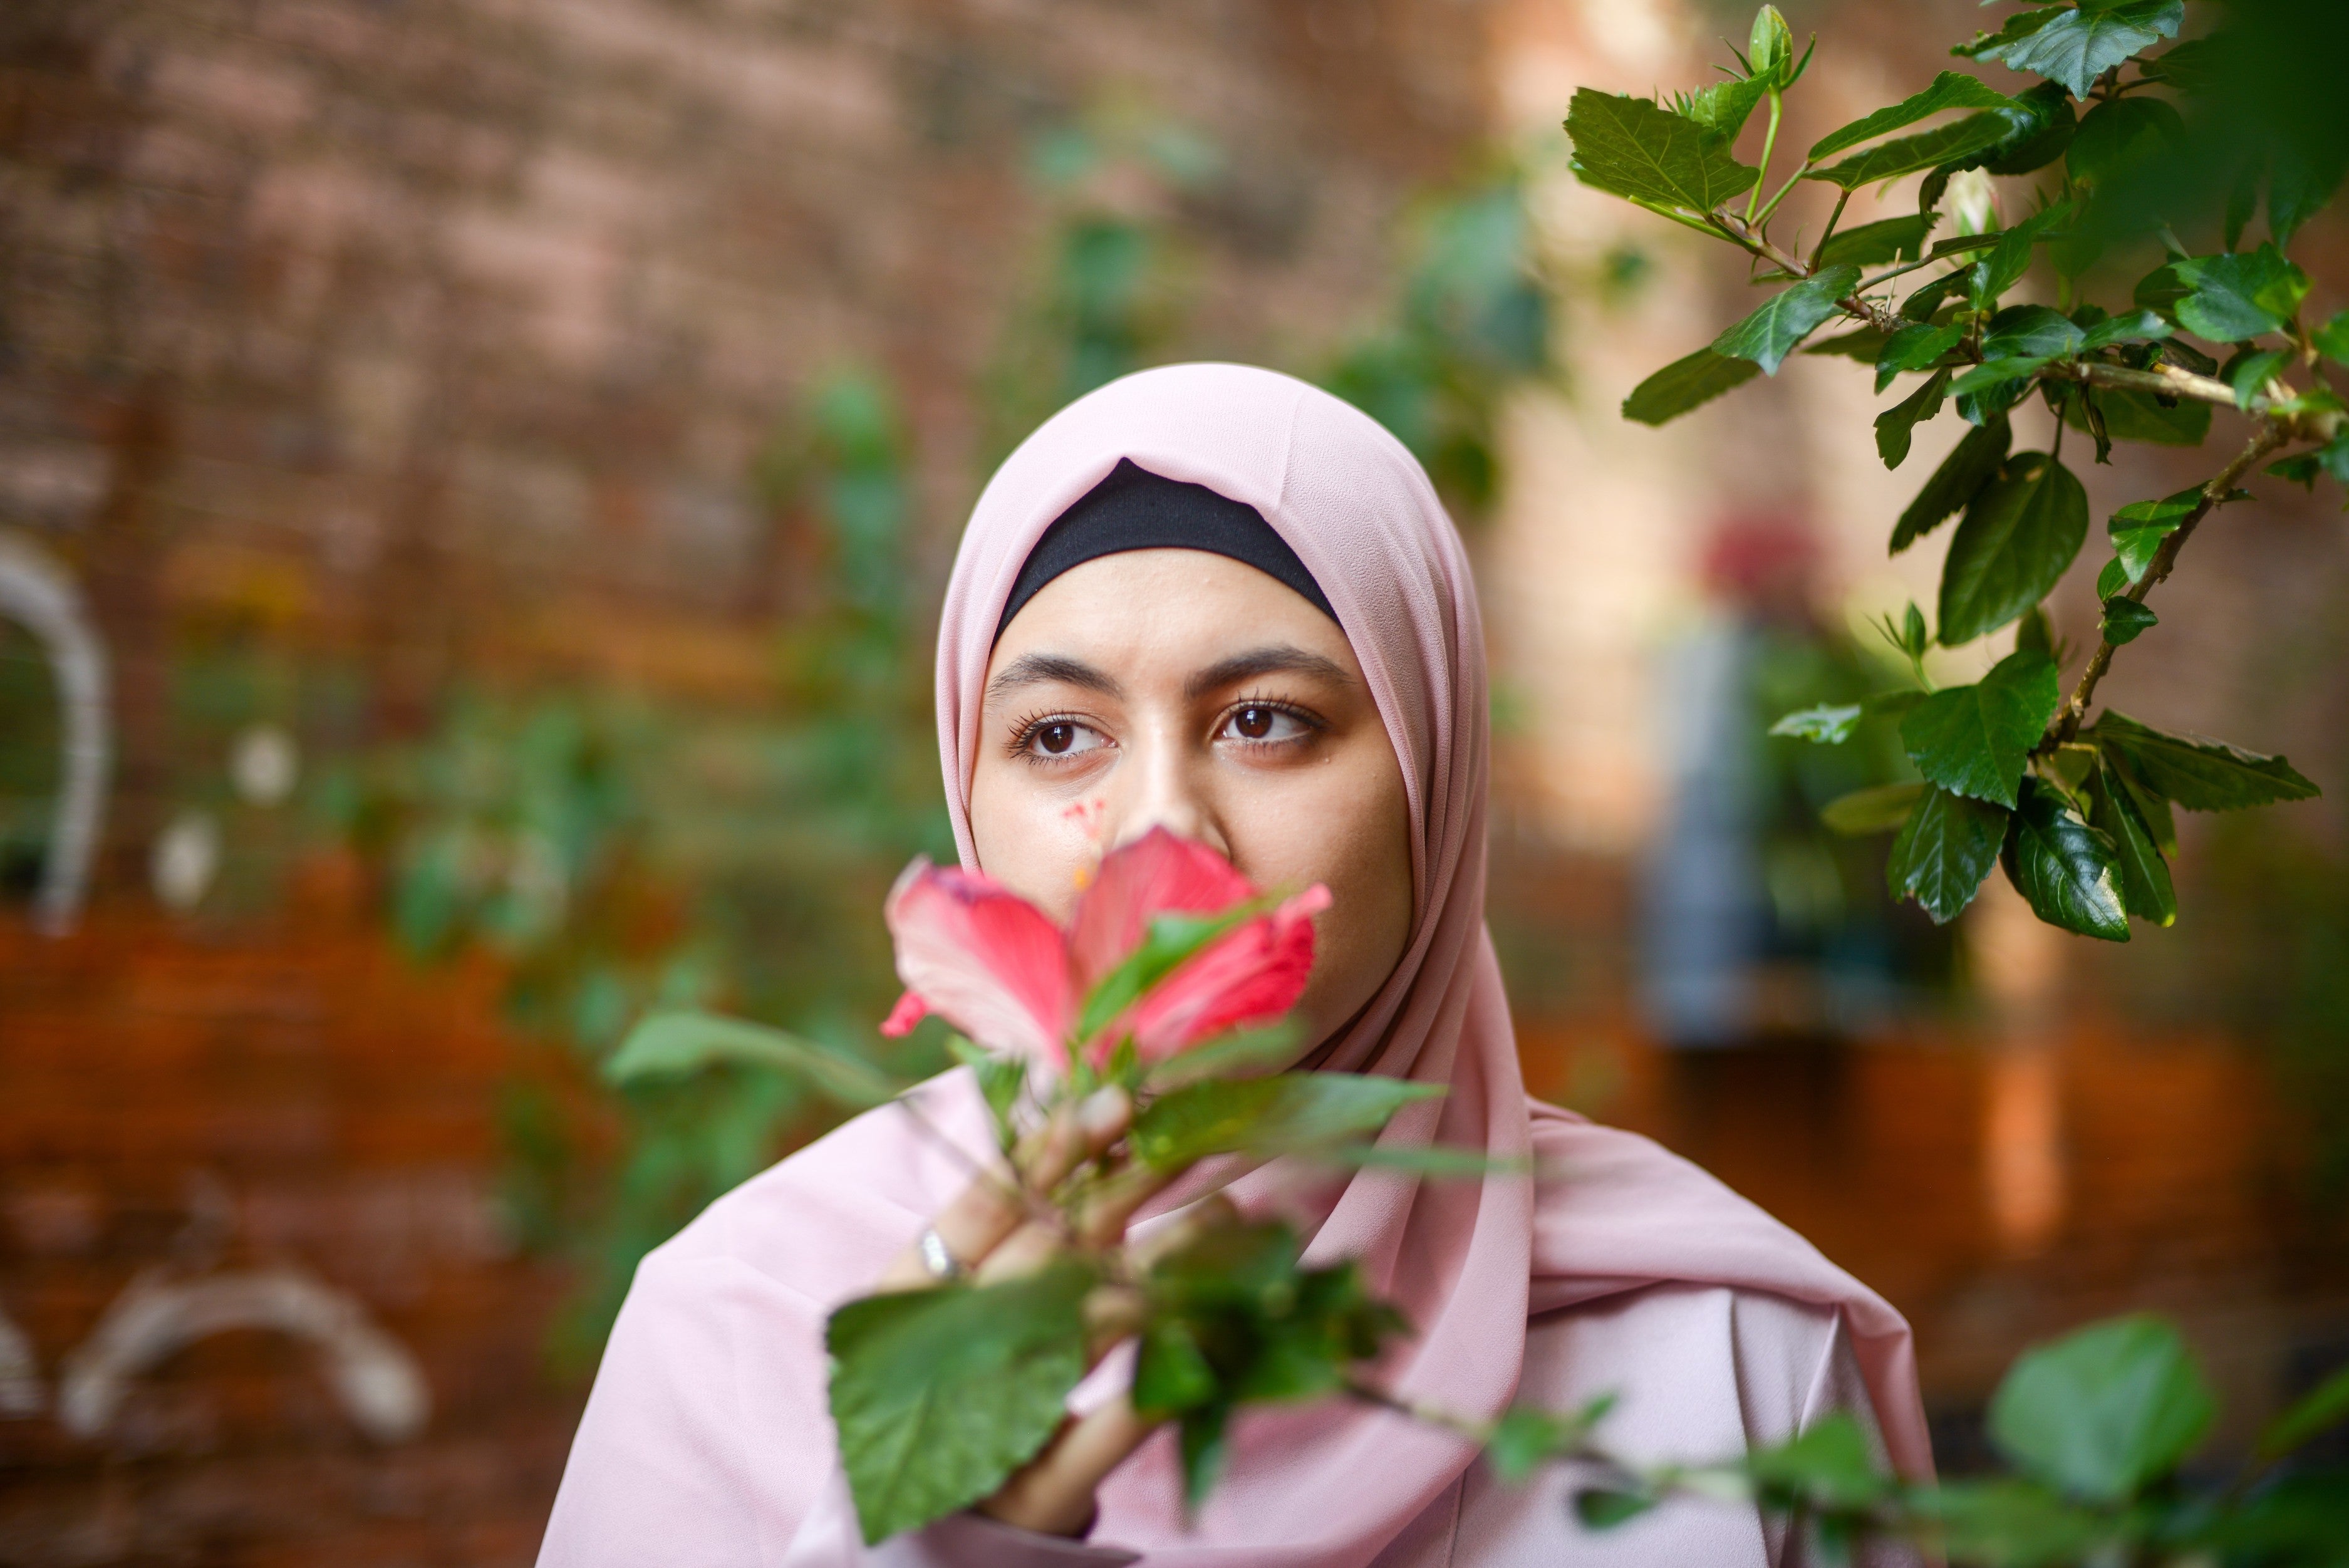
995,459,1336,640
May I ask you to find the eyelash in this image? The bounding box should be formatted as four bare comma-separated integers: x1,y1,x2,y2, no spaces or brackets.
1004,694,1325,765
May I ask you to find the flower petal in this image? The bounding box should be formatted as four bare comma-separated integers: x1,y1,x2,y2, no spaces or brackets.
884,859,1074,1063
1114,884,1330,1062
1069,827,1258,990
879,990,930,1038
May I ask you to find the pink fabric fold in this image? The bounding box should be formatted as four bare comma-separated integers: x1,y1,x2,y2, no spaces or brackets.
544,361,1930,1568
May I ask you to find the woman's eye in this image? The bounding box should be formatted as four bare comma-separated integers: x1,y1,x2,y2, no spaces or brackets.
1221,705,1310,744
1028,720,1106,758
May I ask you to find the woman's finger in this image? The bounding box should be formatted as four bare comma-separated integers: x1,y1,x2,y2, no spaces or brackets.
974,1396,1162,1539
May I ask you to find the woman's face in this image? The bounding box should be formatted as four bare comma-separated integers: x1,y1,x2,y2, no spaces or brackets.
970,548,1414,1054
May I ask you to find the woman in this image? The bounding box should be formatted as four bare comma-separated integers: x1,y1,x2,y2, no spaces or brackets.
539,364,1931,1567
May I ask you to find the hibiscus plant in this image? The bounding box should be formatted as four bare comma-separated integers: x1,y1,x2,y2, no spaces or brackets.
1569,1,2333,940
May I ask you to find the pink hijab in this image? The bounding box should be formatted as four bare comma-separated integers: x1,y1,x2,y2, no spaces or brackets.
934,364,1931,1555
540,363,1928,1568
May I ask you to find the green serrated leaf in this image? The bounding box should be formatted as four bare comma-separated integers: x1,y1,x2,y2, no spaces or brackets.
2226,346,2291,409
2066,96,2186,190
1677,75,1771,144
1951,356,2054,399
606,1009,901,1106
1566,90,1760,213
1877,368,1953,470
1889,785,2009,923
2003,776,2130,942
1129,1073,1444,1170
948,1036,1028,1145
2065,386,2211,448
1817,214,1937,269
1892,415,2011,553
1901,267,1974,323
1713,265,1863,375
2080,309,2171,351
1984,303,2087,360
2100,596,2158,645
2090,756,2175,926
1807,72,2019,163
1939,451,2089,646
2093,712,2321,811
2107,489,2196,581
1077,905,1252,1044
2173,244,2311,342
1989,1314,2212,1501
1980,81,2080,177
827,1264,1096,1543
1803,325,1891,363
1808,113,2018,190
1770,703,1865,744
1952,6,2066,63
2314,310,2349,368
1971,199,2077,309
1900,650,2061,809
1965,1,2184,99
1875,321,1966,393
1622,347,1762,425
1822,781,1927,836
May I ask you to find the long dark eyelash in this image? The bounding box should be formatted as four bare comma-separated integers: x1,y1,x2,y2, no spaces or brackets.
1222,692,1327,740
1007,709,1102,761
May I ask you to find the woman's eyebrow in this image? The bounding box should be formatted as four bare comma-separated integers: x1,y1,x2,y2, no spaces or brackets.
987,652,1124,702
1185,645,1354,700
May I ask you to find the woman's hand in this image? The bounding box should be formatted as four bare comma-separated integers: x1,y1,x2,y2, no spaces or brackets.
874,1088,1172,1539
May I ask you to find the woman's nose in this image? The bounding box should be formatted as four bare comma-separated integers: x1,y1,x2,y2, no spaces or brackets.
1104,725,1229,860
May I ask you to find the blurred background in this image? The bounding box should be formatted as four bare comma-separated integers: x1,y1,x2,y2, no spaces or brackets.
3,0,2346,1560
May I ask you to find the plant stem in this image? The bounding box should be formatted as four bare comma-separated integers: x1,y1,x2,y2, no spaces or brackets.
1806,187,1852,267
2048,419,2295,745
1745,90,1783,226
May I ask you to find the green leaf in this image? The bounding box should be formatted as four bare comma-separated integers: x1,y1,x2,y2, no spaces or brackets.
1802,325,1890,363
1900,267,1973,323
1622,347,1761,425
2268,453,2324,489
1822,781,1927,836
2100,596,2157,645
1979,81,2079,177
2314,310,2349,367
1922,1478,2114,1567
1711,266,1863,375
1807,113,2017,190
2226,346,2291,410
1876,368,1952,469
1807,72,2018,163
1077,905,1252,1043
1984,304,2086,360
2090,756,2175,926
1676,75,1770,143
948,1036,1028,1143
2268,139,2349,249
1900,650,2061,809
1816,214,1936,269
1139,1022,1302,1093
2002,776,2130,942
1129,1073,1444,1170
1770,703,1864,743
2065,97,2186,190
2092,711,2321,811
2107,489,2195,582
2080,309,2170,350
1939,451,2089,646
606,1009,900,1106
1892,414,2011,553
1989,1314,2213,1502
1565,90,1760,213
2095,558,2128,599
1486,1402,1607,1484
1875,321,1966,393
1950,356,2053,399
1133,1319,1218,1415
1971,199,2077,309
1888,785,2009,923
2173,244,2311,343
2065,386,2211,447
1176,1408,1230,1510
1743,1413,1894,1512
1310,1142,1525,1178
828,1263,1096,1543
2257,1364,2349,1462
1964,0,2184,99
1575,1489,1659,1529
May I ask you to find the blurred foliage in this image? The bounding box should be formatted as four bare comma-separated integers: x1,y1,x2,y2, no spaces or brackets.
0,618,59,896
331,368,955,1363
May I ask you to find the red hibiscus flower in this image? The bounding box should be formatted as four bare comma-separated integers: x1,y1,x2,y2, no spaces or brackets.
879,828,1329,1071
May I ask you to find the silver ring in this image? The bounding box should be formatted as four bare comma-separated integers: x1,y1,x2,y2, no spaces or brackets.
916,1225,968,1283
